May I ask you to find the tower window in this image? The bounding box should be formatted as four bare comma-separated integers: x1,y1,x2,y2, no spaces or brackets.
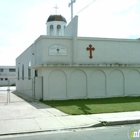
50,25,53,35
50,25,53,29
57,25,61,29
57,25,61,36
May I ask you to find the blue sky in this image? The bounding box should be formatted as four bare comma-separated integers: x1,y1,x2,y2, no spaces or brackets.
0,0,140,65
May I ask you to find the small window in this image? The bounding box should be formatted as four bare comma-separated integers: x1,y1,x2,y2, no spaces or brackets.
9,69,16,72
50,25,53,29
0,78,3,80
57,25,61,29
28,67,31,80
35,70,38,77
0,69,3,72
57,25,61,36
5,78,8,80
18,67,20,80
29,61,31,67
22,65,24,80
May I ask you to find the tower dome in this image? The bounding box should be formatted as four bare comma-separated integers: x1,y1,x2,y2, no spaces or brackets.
47,15,67,23
46,15,67,36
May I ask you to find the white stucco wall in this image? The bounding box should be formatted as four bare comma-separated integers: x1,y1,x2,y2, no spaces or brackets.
16,44,35,97
16,29,140,100
64,16,78,37
42,36,73,64
46,21,66,36
40,66,140,100
76,38,140,64
32,36,140,66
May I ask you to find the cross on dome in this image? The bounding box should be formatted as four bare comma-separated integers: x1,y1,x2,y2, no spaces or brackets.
53,5,59,15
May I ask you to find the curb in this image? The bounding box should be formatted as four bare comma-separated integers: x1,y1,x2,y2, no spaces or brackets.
0,120,140,136
0,123,102,136
101,119,140,126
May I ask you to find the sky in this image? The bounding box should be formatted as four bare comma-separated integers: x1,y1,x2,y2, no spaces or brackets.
0,0,140,66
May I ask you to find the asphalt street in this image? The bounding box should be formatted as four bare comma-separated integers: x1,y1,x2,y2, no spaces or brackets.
0,124,140,140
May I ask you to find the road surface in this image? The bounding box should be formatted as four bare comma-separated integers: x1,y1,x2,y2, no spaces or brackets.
0,124,140,140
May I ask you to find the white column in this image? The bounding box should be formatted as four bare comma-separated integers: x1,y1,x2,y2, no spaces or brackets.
54,25,57,36
61,25,64,36
47,25,49,35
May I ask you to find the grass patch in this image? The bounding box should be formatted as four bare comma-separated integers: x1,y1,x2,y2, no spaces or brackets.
41,97,140,115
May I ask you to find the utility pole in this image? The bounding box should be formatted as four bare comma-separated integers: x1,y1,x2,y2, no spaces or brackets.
68,0,76,20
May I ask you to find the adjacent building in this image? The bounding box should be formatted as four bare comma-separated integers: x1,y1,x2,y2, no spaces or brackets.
0,66,16,86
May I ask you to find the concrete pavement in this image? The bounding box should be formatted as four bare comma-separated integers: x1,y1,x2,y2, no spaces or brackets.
0,91,140,136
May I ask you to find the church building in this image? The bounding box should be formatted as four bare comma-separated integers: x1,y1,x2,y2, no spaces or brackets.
16,14,140,100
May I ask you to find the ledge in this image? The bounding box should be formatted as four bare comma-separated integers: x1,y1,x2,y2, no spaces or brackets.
30,64,140,69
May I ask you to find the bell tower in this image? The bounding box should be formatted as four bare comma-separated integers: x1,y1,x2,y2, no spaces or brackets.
46,14,67,36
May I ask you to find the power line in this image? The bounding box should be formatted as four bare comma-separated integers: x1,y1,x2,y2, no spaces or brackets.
77,0,96,15
67,0,96,22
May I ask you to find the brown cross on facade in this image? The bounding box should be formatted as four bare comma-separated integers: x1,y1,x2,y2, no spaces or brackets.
86,44,95,59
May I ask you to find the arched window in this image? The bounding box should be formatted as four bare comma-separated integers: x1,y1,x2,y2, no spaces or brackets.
50,25,53,35
57,25,61,29
50,25,53,29
57,25,61,36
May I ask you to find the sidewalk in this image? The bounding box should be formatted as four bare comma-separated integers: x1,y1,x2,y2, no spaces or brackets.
0,91,140,136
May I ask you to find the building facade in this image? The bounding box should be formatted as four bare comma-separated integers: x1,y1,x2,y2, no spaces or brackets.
0,66,16,86
16,15,140,100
